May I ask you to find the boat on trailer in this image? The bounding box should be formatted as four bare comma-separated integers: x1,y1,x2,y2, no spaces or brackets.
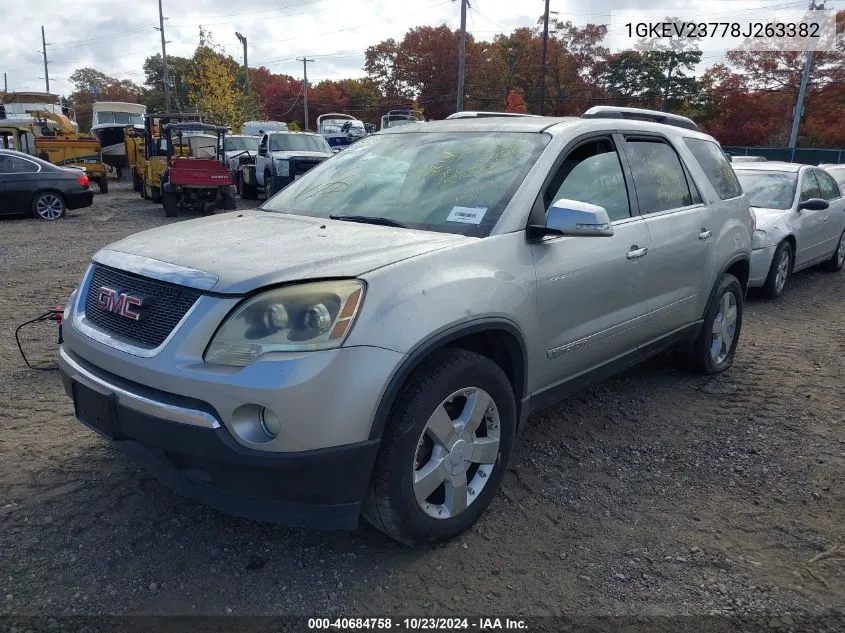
90,101,146,170
379,108,424,131
316,113,367,152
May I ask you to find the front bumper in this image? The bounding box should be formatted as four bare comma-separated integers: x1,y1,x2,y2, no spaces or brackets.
58,346,383,529
749,244,777,287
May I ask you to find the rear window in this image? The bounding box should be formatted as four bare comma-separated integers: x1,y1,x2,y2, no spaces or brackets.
684,138,743,200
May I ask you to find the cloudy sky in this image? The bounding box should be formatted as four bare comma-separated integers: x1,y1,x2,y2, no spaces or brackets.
0,0,826,97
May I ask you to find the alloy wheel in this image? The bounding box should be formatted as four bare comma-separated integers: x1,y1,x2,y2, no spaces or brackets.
412,388,500,520
838,233,845,268
774,249,790,294
35,194,64,220
710,291,738,365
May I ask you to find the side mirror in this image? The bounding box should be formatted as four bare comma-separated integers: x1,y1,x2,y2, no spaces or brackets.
798,197,829,211
539,199,614,237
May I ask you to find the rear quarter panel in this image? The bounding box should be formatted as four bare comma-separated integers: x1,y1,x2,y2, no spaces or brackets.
674,136,753,314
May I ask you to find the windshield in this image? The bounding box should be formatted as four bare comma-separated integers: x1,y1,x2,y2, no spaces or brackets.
97,111,143,126
825,167,845,189
225,136,259,151
734,170,797,210
262,131,549,236
269,134,330,153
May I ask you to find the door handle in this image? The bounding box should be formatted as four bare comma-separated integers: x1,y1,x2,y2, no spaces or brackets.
626,246,649,260
699,229,712,240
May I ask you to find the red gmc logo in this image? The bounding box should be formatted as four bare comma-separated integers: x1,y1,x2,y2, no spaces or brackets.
96,286,146,321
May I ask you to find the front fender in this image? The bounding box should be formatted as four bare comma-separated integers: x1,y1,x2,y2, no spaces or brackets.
346,232,537,356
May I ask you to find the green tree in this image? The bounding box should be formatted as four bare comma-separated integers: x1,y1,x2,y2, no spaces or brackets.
141,54,194,113
187,28,246,129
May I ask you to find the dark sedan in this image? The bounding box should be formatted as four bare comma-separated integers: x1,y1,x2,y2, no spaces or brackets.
0,149,94,220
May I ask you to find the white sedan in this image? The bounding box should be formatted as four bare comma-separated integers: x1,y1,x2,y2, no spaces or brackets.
734,161,845,299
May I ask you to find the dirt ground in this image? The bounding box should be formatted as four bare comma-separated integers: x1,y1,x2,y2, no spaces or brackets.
1,182,843,622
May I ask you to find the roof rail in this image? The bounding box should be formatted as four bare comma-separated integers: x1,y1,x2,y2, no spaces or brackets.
445,111,540,119
582,106,698,132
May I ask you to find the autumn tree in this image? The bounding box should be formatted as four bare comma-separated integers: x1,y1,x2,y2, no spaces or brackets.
249,66,304,124
505,88,528,113
187,28,246,129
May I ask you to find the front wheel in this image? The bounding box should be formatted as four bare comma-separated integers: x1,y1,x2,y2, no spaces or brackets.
759,241,792,299
32,191,66,220
822,229,845,272
362,349,516,546
264,172,274,199
98,176,109,194
163,191,179,217
688,274,743,375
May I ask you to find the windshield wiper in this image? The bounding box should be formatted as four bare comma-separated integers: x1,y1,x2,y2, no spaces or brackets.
329,214,407,228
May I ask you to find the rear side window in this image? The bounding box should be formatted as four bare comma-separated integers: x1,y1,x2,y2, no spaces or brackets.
0,154,39,173
815,169,841,200
624,139,693,214
684,138,742,200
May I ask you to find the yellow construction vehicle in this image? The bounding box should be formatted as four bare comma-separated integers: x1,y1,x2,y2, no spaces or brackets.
2,110,110,193
136,113,201,202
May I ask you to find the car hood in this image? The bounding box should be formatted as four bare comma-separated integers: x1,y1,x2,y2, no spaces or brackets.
751,206,788,229
268,150,332,160
95,210,472,294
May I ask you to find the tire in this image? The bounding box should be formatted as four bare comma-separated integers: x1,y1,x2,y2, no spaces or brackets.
163,191,179,217
264,172,274,199
222,187,237,210
759,241,792,300
98,176,109,194
31,191,66,220
362,348,516,546
150,186,162,204
821,229,845,272
240,178,257,200
688,274,743,375
133,174,143,193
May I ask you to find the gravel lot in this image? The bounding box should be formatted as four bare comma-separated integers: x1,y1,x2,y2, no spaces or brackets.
1,182,844,621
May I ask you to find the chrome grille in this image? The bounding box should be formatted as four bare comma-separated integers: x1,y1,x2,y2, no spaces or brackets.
83,264,203,348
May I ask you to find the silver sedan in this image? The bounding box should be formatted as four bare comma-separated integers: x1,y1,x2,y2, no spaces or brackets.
734,162,845,299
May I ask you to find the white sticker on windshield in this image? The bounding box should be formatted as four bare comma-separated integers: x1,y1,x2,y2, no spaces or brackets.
447,206,487,224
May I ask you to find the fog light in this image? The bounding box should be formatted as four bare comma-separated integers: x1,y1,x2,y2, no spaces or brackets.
259,407,282,438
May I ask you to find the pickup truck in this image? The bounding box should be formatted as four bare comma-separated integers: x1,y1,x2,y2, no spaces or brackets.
238,131,333,199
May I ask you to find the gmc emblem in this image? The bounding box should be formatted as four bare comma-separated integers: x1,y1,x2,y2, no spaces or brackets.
96,286,147,321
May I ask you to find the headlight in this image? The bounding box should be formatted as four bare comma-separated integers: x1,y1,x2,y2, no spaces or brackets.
204,280,365,367
751,229,771,250
274,158,289,177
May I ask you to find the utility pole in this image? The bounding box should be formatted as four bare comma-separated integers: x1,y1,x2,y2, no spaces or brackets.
3,73,7,94
456,0,468,112
156,0,172,113
539,0,550,116
789,0,824,149
297,57,314,130
41,26,50,93
235,32,249,93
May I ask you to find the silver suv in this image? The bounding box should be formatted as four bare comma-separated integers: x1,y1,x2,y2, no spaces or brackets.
59,107,753,546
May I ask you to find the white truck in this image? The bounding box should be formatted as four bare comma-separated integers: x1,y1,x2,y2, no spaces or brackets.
238,131,334,200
